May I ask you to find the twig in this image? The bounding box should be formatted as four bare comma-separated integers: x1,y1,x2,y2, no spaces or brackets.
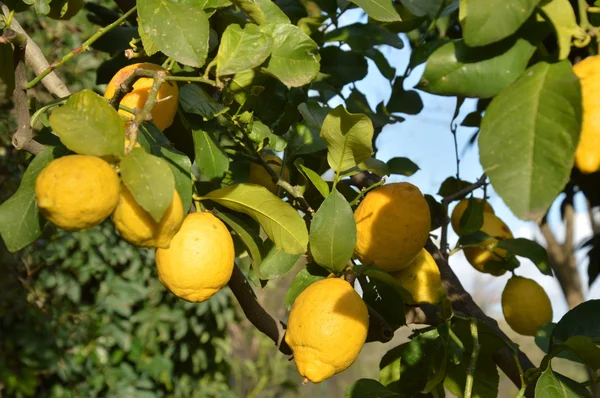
1,2,70,97
4,29,45,155
26,6,138,90
579,0,591,29
464,318,480,398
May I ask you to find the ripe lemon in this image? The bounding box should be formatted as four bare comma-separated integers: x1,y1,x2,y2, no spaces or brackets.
248,154,290,194
354,182,431,272
104,63,179,132
463,213,513,276
450,198,495,235
156,212,234,302
112,184,184,248
35,155,120,231
390,248,444,304
502,276,553,336
573,56,600,174
285,278,369,383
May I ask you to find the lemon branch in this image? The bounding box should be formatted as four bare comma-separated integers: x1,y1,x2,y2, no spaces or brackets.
25,6,138,90
464,319,480,398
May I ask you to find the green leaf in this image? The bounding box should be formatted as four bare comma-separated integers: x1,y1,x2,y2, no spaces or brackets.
479,60,581,220
138,123,193,213
216,23,273,77
192,123,230,181
309,189,356,273
284,264,329,309
459,0,541,47
538,0,581,60
363,269,413,303
295,161,329,198
0,146,68,252
180,84,229,120
320,105,374,173
289,102,328,155
259,240,301,279
551,300,600,347
387,78,424,115
437,176,472,198
365,48,397,81
259,24,320,87
248,120,287,152
386,157,419,176
138,0,210,67
214,210,264,279
459,197,485,236
418,37,537,98
49,90,125,158
137,18,160,56
359,275,406,329
231,0,290,25
319,47,369,89
0,44,15,100
350,0,401,22
400,0,449,17
345,379,402,397
120,147,175,222
554,336,600,371
323,23,404,53
203,183,308,254
496,238,552,276
425,194,446,231
535,365,592,398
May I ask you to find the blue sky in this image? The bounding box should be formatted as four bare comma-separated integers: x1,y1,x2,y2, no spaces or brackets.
330,10,600,320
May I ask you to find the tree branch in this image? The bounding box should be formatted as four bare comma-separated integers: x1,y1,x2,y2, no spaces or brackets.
1,2,70,98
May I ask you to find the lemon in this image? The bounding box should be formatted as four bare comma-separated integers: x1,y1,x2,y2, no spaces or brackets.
450,198,495,235
573,56,600,174
156,212,234,302
354,182,431,272
249,154,290,194
285,278,369,383
463,212,513,276
112,184,184,248
502,276,553,336
35,155,120,231
104,63,179,132
390,248,444,304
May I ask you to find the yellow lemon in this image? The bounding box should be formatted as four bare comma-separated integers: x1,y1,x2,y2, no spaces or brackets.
104,63,179,132
35,155,120,231
354,182,431,272
112,184,184,248
156,212,234,302
573,56,600,174
249,154,290,194
450,198,495,235
502,276,553,336
285,278,369,383
390,248,444,304
463,213,513,276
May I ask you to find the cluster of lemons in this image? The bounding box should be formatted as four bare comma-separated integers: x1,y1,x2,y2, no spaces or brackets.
450,199,553,336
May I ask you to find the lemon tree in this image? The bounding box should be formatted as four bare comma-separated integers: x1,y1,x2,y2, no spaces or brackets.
1,0,600,396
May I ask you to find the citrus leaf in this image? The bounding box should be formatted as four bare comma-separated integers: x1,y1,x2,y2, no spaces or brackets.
216,23,273,77
552,336,600,371
259,23,320,88
284,264,329,309
295,161,329,198
309,189,356,272
49,89,124,158
0,146,68,252
214,210,264,280
551,300,600,348
418,37,537,98
386,157,419,176
120,147,175,222
319,47,369,89
459,0,541,47
479,60,581,220
320,105,374,173
202,183,308,254
350,0,401,22
259,240,301,279
138,0,210,67
359,276,406,329
538,0,582,60
535,365,593,398
400,0,451,17
138,123,193,213
192,123,229,181
323,23,404,53
459,197,485,236
496,238,552,276
437,176,472,198
180,84,228,120
345,379,402,397
137,18,160,56
231,0,290,24
365,48,396,81
363,269,413,303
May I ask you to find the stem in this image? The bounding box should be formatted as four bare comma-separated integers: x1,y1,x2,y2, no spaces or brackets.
579,0,591,29
514,351,528,398
165,75,216,85
415,0,447,47
349,178,385,206
26,6,137,90
30,96,70,128
464,318,480,398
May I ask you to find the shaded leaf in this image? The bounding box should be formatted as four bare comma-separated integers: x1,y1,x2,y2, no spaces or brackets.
386,157,419,176
319,47,369,89
260,240,301,279
284,264,329,309
535,365,592,398
345,379,402,397
180,84,228,120
538,0,582,60
350,0,401,22
365,48,396,81
192,123,230,181
551,300,600,348
438,177,472,198
497,238,552,276
324,23,404,53
387,78,424,115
